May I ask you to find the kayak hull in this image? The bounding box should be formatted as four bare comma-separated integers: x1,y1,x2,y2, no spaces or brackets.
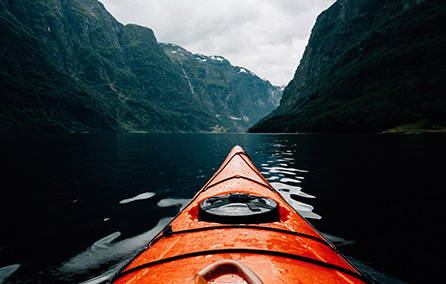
111,146,370,284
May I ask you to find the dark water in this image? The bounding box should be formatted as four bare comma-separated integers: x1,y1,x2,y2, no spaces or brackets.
0,133,444,284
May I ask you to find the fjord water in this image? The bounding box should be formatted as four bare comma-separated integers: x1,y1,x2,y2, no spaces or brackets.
0,133,444,284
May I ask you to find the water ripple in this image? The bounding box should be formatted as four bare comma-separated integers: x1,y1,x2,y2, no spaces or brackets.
269,182,315,199
0,264,21,284
57,218,172,284
119,192,155,204
279,177,303,183
157,198,190,210
260,148,320,220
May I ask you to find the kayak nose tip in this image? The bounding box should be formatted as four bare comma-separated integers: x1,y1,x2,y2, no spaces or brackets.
231,145,245,154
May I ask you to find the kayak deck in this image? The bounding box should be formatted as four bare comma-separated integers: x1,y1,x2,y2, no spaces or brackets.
111,146,370,283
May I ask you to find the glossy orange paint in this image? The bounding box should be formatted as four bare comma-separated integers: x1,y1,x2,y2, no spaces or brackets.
111,146,370,284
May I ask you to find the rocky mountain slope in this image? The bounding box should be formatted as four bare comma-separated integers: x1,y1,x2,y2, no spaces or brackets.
250,0,446,133
0,0,281,133
161,43,281,131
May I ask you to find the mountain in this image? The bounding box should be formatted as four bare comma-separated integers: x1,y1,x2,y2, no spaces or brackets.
161,43,282,132
250,0,446,133
0,0,280,133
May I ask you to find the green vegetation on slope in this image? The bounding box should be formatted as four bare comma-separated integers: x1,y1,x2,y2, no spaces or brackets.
250,0,446,133
1,0,268,133
0,0,118,132
161,43,282,132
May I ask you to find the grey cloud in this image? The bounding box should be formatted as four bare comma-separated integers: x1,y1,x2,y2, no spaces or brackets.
100,0,336,86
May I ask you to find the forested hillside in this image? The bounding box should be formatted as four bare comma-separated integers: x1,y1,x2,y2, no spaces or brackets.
250,0,445,133
162,43,281,132
0,0,280,133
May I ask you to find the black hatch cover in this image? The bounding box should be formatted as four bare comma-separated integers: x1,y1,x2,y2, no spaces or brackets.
198,192,279,224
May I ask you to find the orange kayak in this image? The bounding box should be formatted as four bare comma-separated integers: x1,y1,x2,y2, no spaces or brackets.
111,146,371,284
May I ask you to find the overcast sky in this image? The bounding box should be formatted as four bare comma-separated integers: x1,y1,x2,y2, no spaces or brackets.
100,0,336,86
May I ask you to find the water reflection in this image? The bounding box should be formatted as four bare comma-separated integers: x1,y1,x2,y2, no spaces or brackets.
0,265,21,284
58,218,172,284
157,198,190,210
118,192,155,204
2,133,432,283
258,144,321,220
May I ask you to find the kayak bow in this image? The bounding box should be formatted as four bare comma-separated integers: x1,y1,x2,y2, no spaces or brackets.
111,146,371,284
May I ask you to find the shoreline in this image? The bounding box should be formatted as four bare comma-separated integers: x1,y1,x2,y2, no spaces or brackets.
381,122,446,134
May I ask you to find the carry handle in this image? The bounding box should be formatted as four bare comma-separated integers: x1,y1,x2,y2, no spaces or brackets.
194,259,264,284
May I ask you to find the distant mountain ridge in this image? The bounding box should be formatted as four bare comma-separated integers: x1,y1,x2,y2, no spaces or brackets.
161,43,281,131
0,0,281,133
250,0,446,133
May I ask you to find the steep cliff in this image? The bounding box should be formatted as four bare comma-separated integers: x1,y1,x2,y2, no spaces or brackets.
0,0,119,132
250,0,446,133
0,0,279,133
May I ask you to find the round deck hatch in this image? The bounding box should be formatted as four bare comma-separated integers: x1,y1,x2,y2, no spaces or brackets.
198,192,279,224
